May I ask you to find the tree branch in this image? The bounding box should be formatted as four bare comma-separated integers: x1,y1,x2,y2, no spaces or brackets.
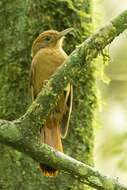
0,125,127,190
0,9,127,190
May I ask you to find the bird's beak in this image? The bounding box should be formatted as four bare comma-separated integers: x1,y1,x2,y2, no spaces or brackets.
58,28,73,39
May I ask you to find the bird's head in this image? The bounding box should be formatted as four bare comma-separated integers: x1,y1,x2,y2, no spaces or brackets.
31,28,73,57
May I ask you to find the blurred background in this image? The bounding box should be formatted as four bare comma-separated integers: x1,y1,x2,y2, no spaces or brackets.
95,0,127,185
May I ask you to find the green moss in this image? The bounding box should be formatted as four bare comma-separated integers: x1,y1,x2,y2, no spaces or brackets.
112,10,127,34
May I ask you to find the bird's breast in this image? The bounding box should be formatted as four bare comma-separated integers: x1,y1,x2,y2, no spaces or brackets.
32,47,67,95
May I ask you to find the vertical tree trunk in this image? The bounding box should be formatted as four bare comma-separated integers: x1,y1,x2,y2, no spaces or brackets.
0,0,94,189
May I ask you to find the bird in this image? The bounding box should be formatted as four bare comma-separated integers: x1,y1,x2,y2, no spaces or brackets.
30,28,73,176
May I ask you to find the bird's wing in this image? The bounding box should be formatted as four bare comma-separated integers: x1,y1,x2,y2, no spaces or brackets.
59,83,73,139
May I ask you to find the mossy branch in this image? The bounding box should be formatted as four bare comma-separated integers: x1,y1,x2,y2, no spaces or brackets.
0,120,127,190
0,9,127,190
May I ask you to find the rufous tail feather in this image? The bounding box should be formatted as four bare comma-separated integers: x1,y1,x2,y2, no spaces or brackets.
40,117,63,176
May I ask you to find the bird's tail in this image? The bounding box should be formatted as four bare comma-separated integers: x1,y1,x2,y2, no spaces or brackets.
40,116,63,177
39,163,58,177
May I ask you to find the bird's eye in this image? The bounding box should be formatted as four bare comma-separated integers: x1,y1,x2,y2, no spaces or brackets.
45,37,51,42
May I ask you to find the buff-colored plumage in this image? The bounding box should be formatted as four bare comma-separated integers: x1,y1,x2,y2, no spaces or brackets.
30,29,73,176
